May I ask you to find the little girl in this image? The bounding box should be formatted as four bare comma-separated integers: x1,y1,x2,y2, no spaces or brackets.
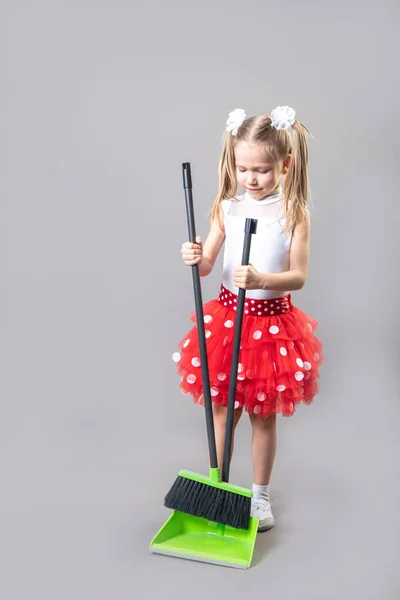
172,105,324,532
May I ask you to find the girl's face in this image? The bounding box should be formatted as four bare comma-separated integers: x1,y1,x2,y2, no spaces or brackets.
235,141,290,200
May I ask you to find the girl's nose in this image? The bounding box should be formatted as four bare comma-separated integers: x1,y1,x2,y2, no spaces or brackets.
247,174,257,185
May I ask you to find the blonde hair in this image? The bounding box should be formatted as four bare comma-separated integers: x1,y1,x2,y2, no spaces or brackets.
210,113,313,235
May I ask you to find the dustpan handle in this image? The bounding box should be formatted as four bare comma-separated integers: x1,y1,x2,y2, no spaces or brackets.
222,218,258,483
182,162,218,470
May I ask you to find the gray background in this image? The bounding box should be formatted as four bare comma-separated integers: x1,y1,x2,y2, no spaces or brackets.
2,0,400,598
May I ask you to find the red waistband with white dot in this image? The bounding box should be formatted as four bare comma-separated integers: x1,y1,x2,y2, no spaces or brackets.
217,284,292,316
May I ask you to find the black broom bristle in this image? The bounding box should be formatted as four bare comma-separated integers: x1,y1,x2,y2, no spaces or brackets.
164,475,251,530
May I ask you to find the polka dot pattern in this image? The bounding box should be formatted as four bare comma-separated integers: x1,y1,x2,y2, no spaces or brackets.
174,282,323,420
217,285,292,316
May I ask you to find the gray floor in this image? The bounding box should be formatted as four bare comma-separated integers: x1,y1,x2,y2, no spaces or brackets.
1,332,399,599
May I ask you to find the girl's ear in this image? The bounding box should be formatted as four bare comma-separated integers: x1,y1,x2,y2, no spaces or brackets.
282,154,292,175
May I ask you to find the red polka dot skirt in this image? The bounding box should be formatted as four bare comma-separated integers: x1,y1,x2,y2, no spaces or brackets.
172,284,324,418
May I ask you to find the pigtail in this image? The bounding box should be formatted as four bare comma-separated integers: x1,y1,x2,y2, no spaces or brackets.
209,131,238,232
283,120,312,234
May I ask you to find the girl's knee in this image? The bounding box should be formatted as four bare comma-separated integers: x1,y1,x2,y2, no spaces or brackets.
213,403,242,426
250,412,276,429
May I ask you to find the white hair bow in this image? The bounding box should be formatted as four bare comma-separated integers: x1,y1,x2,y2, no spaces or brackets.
226,108,247,136
270,105,296,130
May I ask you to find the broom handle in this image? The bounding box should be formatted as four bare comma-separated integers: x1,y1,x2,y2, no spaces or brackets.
222,218,258,483
182,163,218,470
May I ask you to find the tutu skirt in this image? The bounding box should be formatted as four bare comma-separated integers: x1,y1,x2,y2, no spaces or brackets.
172,284,324,419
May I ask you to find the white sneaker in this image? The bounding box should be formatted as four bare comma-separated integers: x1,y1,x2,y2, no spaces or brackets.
251,497,275,532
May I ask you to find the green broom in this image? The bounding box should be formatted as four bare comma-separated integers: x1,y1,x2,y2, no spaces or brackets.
164,162,255,530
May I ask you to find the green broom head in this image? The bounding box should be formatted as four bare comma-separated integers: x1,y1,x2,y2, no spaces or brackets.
164,468,252,530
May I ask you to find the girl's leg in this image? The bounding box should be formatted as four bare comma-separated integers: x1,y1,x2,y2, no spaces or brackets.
213,404,243,473
249,412,277,484
249,411,277,531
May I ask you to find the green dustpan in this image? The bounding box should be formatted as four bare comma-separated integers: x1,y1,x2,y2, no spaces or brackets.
149,512,259,569
150,165,259,569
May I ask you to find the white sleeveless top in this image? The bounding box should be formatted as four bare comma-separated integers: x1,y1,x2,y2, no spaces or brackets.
221,187,292,300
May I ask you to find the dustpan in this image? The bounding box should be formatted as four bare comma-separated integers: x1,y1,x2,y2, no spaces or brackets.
150,164,259,568
149,511,259,569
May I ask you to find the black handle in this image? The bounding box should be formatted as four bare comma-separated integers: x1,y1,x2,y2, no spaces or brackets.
182,162,218,469
182,162,192,189
222,218,258,483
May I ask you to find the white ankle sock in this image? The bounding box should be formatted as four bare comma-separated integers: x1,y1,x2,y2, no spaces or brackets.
252,483,270,503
